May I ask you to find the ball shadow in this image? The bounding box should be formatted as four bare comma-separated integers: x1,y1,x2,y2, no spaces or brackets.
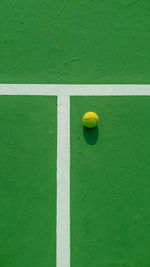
83,126,99,145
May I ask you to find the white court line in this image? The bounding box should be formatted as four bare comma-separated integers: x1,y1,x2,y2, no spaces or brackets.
0,84,150,267
0,84,150,95
57,95,70,267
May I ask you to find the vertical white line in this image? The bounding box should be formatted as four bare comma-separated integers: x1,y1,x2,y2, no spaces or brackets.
57,94,70,267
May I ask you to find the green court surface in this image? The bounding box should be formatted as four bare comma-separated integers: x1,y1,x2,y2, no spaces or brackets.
1,0,150,266
0,96,57,267
0,1,150,84
71,96,150,267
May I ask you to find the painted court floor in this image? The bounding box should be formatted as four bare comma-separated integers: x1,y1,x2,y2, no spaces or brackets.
1,0,150,266
0,85,150,267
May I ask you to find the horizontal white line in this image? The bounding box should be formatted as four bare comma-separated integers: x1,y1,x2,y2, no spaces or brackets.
0,84,150,96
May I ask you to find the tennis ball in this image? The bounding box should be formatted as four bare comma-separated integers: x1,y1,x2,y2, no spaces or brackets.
82,112,99,128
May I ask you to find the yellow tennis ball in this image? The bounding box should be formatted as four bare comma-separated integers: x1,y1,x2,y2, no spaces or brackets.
82,112,99,128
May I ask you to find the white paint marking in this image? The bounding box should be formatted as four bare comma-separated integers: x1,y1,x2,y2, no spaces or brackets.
0,84,150,95
0,84,150,267
57,94,70,267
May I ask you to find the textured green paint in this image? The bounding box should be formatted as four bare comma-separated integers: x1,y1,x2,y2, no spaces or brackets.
0,96,57,267
0,1,150,84
71,96,150,267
